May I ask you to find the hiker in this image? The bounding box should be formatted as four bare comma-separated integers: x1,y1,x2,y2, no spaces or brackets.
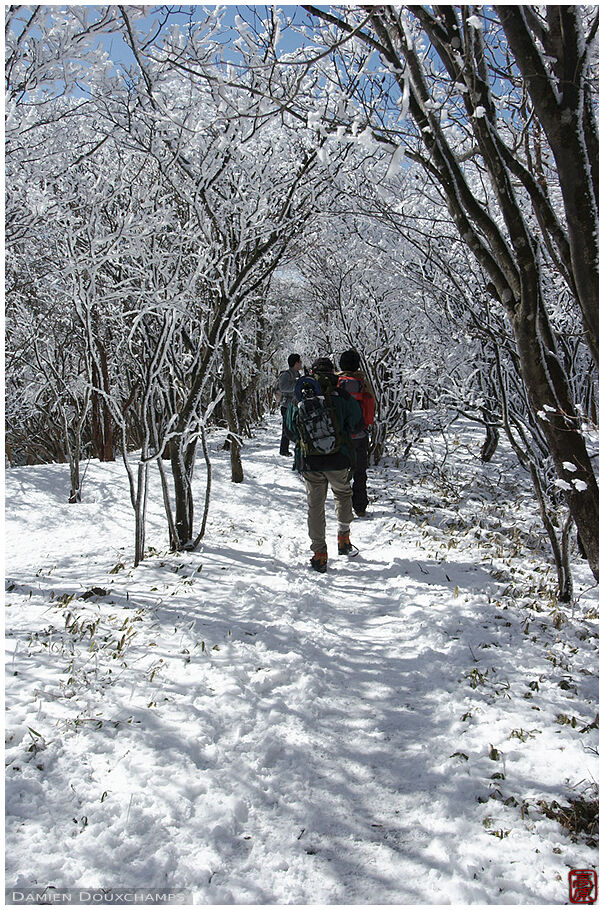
286,357,362,573
337,349,376,517
277,353,303,456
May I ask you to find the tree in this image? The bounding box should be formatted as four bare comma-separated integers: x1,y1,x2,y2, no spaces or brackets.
6,296,90,500
498,6,598,364
5,5,123,245
100,11,351,546
296,4,598,581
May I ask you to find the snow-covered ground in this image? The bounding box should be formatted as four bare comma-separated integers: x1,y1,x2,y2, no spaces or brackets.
5,416,598,904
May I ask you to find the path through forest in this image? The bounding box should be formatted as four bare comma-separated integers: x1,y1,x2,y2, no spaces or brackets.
5,417,598,904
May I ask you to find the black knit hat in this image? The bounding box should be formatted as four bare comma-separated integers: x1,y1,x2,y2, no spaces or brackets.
339,349,361,371
311,357,335,374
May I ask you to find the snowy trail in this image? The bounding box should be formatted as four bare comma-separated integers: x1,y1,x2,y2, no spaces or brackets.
5,417,598,904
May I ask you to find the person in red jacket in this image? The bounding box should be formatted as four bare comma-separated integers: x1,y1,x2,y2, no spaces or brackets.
337,349,376,517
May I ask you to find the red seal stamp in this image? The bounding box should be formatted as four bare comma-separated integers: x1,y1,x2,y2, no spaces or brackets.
569,869,597,904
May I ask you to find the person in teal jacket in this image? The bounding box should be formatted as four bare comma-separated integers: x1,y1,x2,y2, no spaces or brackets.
285,357,362,573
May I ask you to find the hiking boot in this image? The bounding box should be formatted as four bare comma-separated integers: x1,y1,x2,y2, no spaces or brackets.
338,533,359,557
310,550,328,573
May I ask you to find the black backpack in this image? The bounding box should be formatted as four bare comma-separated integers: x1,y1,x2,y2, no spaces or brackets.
294,374,343,456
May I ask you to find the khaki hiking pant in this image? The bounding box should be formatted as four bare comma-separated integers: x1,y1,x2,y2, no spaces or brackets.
303,469,354,553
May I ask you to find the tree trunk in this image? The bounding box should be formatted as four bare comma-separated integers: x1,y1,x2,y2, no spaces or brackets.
169,435,195,549
68,456,82,503
371,421,386,465
133,461,148,567
529,464,573,603
99,342,115,460
91,343,114,461
512,303,598,580
498,6,599,364
192,421,212,548
480,420,500,464
222,342,244,483
64,390,89,503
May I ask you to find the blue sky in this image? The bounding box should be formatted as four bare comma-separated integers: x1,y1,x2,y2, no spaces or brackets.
100,5,319,70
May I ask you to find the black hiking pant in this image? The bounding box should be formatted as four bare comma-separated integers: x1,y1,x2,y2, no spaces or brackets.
351,435,369,515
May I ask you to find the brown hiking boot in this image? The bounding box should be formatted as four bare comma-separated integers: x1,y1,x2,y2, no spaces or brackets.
338,533,359,557
310,550,328,573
